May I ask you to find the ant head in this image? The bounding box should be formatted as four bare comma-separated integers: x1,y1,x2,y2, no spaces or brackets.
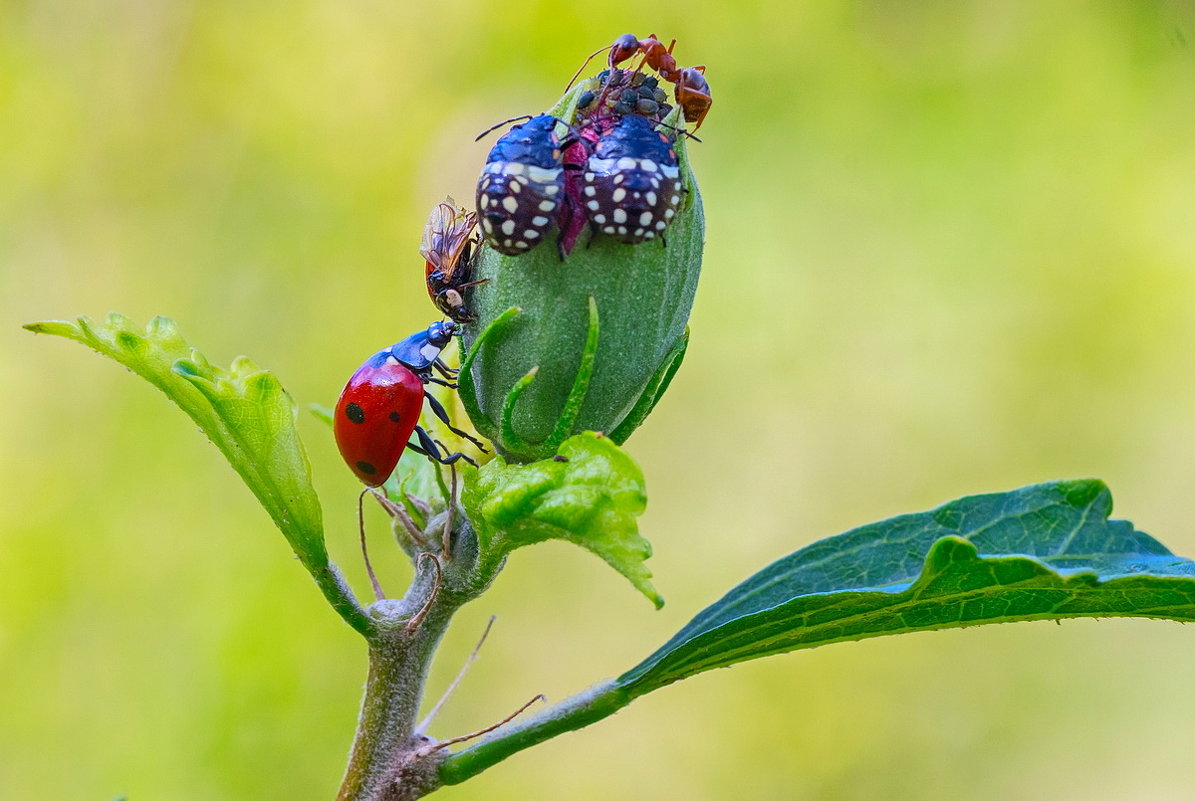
610,34,640,66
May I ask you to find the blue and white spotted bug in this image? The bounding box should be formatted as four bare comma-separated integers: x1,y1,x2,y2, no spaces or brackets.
475,115,565,255
581,115,682,244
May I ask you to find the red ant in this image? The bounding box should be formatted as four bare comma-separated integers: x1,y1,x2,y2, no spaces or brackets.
568,34,712,129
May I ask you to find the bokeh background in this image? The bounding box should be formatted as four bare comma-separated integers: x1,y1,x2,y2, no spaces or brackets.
5,2,1195,799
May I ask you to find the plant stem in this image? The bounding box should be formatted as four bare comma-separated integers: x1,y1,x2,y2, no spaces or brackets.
435,679,634,786
313,563,375,638
335,562,457,801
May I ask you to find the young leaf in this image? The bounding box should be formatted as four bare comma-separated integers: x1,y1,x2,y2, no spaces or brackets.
619,479,1195,694
25,314,372,636
461,432,660,606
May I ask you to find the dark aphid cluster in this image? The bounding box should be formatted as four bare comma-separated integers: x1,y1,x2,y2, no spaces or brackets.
578,70,672,120
472,33,710,259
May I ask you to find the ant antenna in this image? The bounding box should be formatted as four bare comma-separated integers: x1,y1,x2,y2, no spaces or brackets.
475,114,534,142
565,43,615,91
358,487,386,601
417,615,497,735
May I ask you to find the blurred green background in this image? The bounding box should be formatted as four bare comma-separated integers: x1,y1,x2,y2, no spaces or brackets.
5,2,1195,799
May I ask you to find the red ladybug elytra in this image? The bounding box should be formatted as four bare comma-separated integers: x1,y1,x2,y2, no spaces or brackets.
334,322,485,487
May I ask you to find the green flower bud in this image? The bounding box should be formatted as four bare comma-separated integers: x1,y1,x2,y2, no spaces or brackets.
460,81,703,463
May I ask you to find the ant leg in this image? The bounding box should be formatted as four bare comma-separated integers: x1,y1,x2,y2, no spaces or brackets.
423,392,488,452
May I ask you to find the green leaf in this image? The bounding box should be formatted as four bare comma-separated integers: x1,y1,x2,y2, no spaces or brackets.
619,479,1195,695
26,314,372,636
461,432,660,606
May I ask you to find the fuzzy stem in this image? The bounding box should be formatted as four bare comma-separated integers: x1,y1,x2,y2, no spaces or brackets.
335,563,457,801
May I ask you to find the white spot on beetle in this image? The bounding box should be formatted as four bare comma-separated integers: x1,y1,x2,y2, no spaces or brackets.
641,159,658,172
587,200,600,211
539,200,556,211
527,166,561,183
655,220,667,230
613,209,627,223
531,216,549,226
645,191,657,205
584,186,597,196
612,187,626,202
593,214,606,223
639,211,652,226
525,229,540,239
501,220,515,236
502,196,519,213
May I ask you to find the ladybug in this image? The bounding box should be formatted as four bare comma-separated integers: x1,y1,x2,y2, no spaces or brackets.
334,322,486,487
581,115,682,244
476,114,565,255
421,200,484,323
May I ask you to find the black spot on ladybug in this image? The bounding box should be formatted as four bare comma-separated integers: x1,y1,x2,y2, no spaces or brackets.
356,461,377,475
389,412,401,422
345,402,366,424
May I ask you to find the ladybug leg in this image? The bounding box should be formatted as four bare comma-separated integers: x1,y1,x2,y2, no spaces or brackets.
423,391,489,452
432,359,459,379
410,425,480,468
425,376,460,389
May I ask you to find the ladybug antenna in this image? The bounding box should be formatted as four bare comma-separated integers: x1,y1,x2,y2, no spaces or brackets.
358,487,386,601
417,615,497,735
565,42,615,91
474,114,534,142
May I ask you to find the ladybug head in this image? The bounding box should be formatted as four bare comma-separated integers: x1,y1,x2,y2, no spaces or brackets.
426,320,462,348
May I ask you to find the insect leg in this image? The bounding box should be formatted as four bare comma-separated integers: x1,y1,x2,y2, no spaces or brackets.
411,425,479,468
423,392,488,452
